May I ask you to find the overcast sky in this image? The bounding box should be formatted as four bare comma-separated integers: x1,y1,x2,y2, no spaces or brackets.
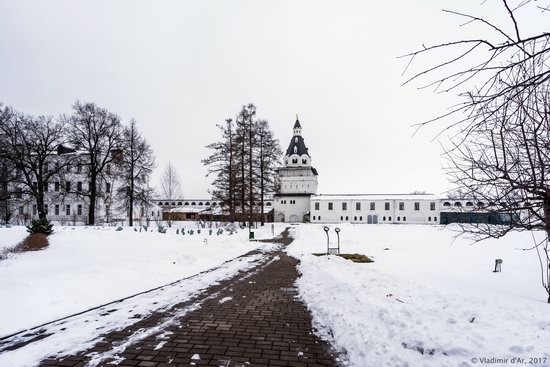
0,1,543,198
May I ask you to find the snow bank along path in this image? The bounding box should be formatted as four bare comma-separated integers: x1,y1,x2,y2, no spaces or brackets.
287,224,550,367
0,224,284,338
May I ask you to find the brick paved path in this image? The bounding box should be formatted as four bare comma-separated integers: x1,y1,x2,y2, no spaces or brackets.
38,229,342,367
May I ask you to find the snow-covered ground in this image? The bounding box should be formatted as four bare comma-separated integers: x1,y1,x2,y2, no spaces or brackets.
288,224,550,367
0,223,284,338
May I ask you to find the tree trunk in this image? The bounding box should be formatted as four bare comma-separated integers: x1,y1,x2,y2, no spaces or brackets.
248,120,253,228
260,134,265,226
89,174,97,225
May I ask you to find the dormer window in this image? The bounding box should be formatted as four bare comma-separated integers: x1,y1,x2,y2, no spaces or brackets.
292,159,298,164
295,137,298,143
302,159,307,164
293,146,297,154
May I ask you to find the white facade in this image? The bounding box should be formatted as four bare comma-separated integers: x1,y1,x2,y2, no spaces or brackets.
274,118,318,223
310,194,441,224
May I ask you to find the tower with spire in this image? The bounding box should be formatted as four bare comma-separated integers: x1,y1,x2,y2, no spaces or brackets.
273,116,318,223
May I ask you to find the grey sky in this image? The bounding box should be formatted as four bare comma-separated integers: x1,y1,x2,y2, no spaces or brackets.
0,1,543,197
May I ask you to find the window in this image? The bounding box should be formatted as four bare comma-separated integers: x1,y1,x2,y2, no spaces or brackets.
356,202,361,210
44,182,48,192
328,202,333,210
342,202,347,210
434,216,437,222
77,204,82,216
397,216,400,221
178,202,182,206
66,204,71,215
315,202,320,210
77,163,82,173
430,202,436,211
354,216,357,221
313,216,316,220
383,216,386,221
403,217,407,221
77,182,82,193
106,183,111,193
414,202,420,211
55,182,60,192
106,164,111,174
428,217,431,221
199,202,203,205
45,204,48,214
454,202,462,207
443,202,451,207
185,202,189,206
66,181,71,192
340,216,343,220
399,202,404,210
302,159,307,164
389,216,392,221
18,206,23,215
292,159,298,164
359,216,362,221
466,202,474,207
370,202,375,210
318,216,321,221
385,202,390,211
345,216,349,220
55,204,60,215
293,146,297,154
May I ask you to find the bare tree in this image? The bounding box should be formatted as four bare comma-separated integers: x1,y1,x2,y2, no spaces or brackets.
63,101,123,225
117,119,156,226
0,106,72,220
256,119,282,226
402,1,550,302
160,162,183,227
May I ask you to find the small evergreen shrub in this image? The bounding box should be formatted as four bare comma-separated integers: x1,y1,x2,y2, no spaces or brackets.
26,218,54,236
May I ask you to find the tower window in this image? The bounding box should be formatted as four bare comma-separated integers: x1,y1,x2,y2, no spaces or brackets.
328,202,333,210
430,202,436,211
295,137,298,143
414,202,420,211
399,202,404,210
315,202,320,210
293,146,297,154
370,202,375,210
292,159,298,164
385,202,390,210
342,203,347,211
356,202,361,210
302,159,307,164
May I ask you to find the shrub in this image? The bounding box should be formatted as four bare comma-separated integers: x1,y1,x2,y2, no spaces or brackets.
26,218,54,236
19,233,49,251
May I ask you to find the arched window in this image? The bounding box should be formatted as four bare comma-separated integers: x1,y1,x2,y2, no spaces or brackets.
205,202,210,206
185,202,189,206
428,217,431,221
403,216,406,221
191,202,196,205
266,202,272,206
389,216,392,221
434,216,437,222
198,202,203,205
383,216,386,221
212,202,217,206
295,137,298,143
164,202,169,206
443,202,451,207
177,202,182,206
294,146,297,154
454,202,462,207
477,202,484,207
397,216,400,221
466,202,473,207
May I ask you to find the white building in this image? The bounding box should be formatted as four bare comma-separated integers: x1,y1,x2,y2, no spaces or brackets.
310,194,441,224
273,118,318,223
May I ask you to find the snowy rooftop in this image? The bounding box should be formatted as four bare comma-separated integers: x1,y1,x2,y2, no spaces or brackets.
312,193,440,201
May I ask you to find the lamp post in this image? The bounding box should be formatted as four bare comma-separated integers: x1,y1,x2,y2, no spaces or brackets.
334,227,341,254
324,226,330,254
